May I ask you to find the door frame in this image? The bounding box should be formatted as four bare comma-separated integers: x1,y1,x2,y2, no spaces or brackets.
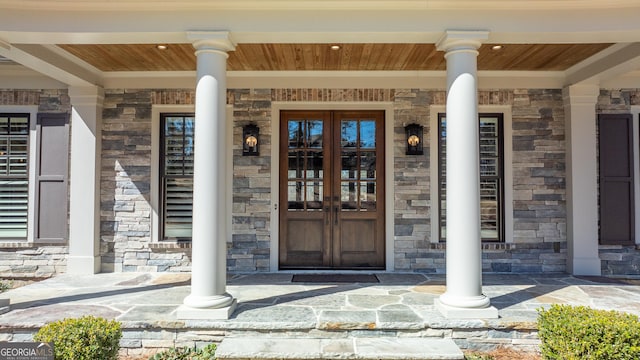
270,102,395,271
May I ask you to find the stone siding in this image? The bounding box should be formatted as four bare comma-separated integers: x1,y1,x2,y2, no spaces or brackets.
0,86,615,276
100,89,195,273
0,90,71,278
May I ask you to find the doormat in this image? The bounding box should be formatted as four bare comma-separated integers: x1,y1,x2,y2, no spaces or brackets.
291,274,379,283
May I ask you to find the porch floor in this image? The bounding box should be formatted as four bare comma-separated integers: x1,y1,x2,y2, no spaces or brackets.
0,272,639,356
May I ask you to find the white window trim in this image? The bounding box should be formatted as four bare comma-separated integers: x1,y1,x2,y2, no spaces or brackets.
429,105,514,243
0,105,38,243
270,102,396,272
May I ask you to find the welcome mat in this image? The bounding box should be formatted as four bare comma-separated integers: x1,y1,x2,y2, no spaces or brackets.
291,274,379,283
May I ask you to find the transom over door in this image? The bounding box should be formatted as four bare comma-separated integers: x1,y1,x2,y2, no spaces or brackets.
279,110,385,269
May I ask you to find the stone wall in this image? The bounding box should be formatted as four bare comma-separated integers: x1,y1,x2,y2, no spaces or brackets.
0,89,70,278
100,89,195,272
0,87,576,276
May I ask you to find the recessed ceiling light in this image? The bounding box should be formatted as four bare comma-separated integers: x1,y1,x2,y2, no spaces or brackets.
156,45,168,50
491,45,503,51
330,45,341,51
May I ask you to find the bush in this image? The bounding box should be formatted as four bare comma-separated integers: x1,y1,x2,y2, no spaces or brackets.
149,344,217,360
538,304,640,359
33,315,122,360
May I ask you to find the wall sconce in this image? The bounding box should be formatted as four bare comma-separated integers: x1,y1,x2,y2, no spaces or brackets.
243,124,259,156
405,123,424,155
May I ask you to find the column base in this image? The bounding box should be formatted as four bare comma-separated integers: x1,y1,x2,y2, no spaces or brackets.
66,255,101,274
177,299,237,320
569,256,601,276
435,299,499,319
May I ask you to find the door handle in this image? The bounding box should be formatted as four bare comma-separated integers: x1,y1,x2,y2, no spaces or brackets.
325,206,330,225
334,205,339,225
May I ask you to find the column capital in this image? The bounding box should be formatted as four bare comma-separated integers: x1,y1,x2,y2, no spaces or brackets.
562,84,600,105
436,30,489,53
187,31,236,54
68,85,105,106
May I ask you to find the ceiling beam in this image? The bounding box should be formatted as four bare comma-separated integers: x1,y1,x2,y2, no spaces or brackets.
0,43,101,86
565,42,640,86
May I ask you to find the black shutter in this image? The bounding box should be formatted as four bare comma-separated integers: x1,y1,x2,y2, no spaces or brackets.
35,114,69,243
598,114,634,245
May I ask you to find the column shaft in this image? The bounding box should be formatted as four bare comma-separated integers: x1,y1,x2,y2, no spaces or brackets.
181,32,236,315
563,84,601,275
435,31,497,317
68,86,103,274
441,48,485,306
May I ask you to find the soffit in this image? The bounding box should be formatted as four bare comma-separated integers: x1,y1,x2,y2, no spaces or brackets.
57,43,613,72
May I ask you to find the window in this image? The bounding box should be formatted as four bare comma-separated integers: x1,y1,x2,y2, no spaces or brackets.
0,114,29,239
438,113,504,242
160,114,194,240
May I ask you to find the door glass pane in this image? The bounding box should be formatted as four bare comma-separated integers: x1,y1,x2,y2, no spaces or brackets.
360,120,376,148
288,120,304,148
288,181,304,210
360,182,376,210
341,120,357,148
341,151,357,180
341,181,357,210
307,120,323,148
306,181,323,210
360,152,376,180
287,118,325,211
288,150,305,179
306,150,323,180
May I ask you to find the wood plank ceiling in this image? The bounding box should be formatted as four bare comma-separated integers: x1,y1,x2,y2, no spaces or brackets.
58,43,613,72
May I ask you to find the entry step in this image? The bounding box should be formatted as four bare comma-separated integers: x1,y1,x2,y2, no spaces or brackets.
216,337,464,360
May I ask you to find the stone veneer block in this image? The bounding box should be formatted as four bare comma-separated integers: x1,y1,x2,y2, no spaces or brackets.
176,299,237,320
216,337,464,360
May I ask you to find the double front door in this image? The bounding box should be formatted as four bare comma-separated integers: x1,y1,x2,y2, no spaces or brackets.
279,110,385,269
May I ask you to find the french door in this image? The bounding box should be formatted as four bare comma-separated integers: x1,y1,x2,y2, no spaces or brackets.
279,110,385,269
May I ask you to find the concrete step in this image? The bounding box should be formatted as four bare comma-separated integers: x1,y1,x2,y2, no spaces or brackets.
216,337,464,360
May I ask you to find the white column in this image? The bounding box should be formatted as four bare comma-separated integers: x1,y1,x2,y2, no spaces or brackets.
563,84,601,275
178,31,237,319
435,31,497,319
68,86,103,274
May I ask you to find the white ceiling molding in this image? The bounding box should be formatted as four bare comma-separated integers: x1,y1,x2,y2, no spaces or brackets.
0,0,639,11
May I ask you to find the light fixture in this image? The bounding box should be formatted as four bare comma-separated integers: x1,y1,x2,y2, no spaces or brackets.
491,45,503,51
330,45,341,51
156,45,168,50
405,123,424,155
243,124,259,156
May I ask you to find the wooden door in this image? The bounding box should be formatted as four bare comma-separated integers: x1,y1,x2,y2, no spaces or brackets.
279,110,385,269
598,114,635,245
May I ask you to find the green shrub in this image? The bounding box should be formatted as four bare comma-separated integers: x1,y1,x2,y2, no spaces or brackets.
538,304,640,359
33,315,122,360
0,280,11,292
149,343,217,360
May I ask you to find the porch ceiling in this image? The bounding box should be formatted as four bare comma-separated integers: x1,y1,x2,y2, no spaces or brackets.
58,43,613,72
